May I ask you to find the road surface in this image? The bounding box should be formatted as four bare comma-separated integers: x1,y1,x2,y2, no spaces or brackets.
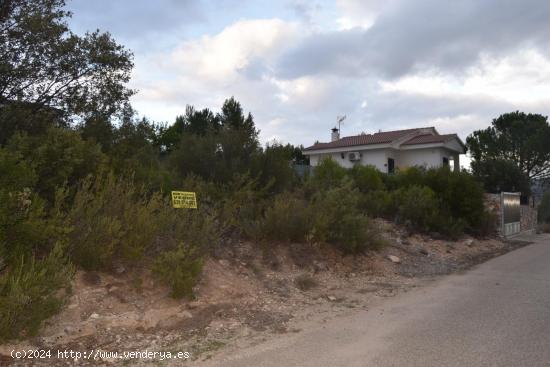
203,233,550,367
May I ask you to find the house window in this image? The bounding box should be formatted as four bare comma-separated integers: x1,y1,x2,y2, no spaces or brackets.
387,158,395,174
442,157,449,166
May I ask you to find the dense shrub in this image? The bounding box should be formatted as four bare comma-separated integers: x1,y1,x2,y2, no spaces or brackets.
310,180,385,253
67,173,217,271
152,243,203,299
66,174,163,270
473,210,498,238
218,175,269,238
361,190,393,218
0,188,60,263
385,166,426,190
260,194,310,242
252,143,298,194
0,148,37,192
349,165,385,193
0,245,74,342
307,158,347,191
155,196,219,253
391,185,439,232
6,128,106,203
424,168,486,232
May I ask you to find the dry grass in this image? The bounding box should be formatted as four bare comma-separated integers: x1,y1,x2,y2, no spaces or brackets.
294,274,318,291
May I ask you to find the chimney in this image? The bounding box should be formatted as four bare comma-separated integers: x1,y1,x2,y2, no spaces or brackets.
331,127,340,142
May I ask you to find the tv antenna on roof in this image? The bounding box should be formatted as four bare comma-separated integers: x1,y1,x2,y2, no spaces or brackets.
337,115,346,134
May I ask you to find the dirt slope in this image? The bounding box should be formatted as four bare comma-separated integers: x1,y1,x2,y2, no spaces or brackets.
0,220,529,366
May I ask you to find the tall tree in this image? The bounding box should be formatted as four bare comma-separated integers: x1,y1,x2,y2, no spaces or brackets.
470,159,531,195
217,97,260,177
0,0,134,142
466,112,550,181
167,98,261,183
158,106,219,153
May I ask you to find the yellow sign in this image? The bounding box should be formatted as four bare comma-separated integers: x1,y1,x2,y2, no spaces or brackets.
171,191,197,209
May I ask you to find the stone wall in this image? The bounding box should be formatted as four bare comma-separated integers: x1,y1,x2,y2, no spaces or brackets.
484,193,538,236
484,193,502,236
520,200,538,233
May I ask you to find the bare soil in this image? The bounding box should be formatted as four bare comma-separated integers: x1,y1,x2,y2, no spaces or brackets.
0,220,530,366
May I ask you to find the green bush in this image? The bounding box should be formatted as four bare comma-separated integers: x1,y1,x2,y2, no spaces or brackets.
349,165,385,193
261,194,310,242
252,143,298,194
392,185,439,232
6,128,106,203
424,167,485,232
0,244,74,342
0,148,37,192
218,174,269,238
386,166,426,190
66,174,163,270
0,186,68,267
155,196,219,253
152,243,203,299
67,172,218,270
361,189,394,218
310,180,385,253
472,210,498,237
307,158,347,191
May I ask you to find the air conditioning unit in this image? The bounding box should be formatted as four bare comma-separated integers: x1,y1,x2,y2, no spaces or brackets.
348,152,361,161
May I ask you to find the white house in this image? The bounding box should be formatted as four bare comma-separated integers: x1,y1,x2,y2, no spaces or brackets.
303,127,466,173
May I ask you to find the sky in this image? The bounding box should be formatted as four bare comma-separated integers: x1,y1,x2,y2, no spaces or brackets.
65,0,550,158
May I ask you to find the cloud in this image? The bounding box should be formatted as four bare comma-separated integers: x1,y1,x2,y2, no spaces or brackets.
380,49,550,105
335,0,390,30
66,0,204,42
74,0,550,155
276,0,550,78
168,19,301,82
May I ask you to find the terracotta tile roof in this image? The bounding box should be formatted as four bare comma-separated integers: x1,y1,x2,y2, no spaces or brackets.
303,127,428,151
401,133,458,145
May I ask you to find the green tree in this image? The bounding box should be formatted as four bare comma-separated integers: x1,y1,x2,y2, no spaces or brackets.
217,97,260,180
471,159,531,195
0,0,134,143
168,98,261,183
466,112,550,181
6,127,106,202
252,143,297,193
158,106,219,153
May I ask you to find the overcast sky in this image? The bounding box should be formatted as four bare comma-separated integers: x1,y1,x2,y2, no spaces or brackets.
65,0,550,152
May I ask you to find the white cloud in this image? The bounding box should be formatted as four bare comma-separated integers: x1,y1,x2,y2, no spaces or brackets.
169,19,300,82
118,1,550,150
380,49,550,105
269,75,332,109
335,0,391,30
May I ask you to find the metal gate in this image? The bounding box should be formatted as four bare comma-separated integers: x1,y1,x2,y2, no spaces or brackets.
502,192,521,236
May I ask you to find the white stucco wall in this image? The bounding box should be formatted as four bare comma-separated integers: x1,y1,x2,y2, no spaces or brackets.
308,149,395,172
398,148,446,169
308,147,457,172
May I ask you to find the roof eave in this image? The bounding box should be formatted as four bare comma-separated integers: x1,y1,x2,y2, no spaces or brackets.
302,143,393,155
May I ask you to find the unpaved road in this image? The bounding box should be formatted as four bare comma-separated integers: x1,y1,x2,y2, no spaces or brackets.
201,233,550,367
